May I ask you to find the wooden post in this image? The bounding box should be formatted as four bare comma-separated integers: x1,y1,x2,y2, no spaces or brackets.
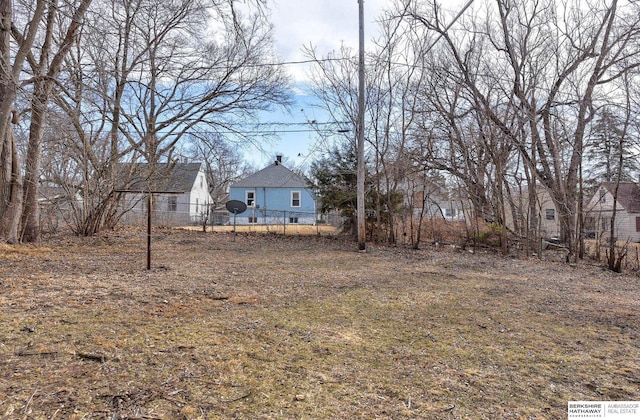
116,188,182,270
356,0,366,251
233,211,237,241
147,193,152,270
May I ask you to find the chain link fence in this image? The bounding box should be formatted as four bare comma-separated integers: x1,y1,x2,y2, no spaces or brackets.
118,203,345,236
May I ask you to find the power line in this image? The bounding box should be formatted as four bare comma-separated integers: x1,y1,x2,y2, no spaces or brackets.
214,128,347,135
264,58,349,67
251,121,350,127
42,127,345,138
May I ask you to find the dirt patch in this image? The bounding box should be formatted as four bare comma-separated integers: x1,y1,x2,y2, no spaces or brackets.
0,229,638,419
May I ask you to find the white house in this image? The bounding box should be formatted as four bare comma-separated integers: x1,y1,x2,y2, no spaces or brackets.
503,185,560,239
586,182,640,242
119,162,212,225
411,190,468,221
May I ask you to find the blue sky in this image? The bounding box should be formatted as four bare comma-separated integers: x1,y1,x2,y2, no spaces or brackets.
247,0,474,169
244,94,333,169
244,0,387,169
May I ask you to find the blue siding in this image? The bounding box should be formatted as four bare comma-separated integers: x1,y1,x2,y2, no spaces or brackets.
228,186,316,224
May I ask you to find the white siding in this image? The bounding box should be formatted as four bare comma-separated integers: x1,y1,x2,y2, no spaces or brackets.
586,188,640,242
188,170,213,223
120,165,213,226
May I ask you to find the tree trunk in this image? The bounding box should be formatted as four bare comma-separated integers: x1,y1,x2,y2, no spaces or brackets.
1,0,50,242
18,0,93,242
21,83,49,242
0,129,22,242
0,0,12,161
0,0,21,241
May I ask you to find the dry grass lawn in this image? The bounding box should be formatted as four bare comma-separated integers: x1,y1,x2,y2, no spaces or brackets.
0,228,638,419
185,224,339,236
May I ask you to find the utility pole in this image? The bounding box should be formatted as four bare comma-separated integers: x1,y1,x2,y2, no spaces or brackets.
356,0,366,251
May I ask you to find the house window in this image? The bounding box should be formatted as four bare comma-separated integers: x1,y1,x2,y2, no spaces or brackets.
195,198,199,214
444,208,455,218
246,191,255,207
289,217,299,224
200,176,203,189
545,208,555,220
291,191,301,207
636,217,640,232
248,216,257,224
167,196,177,212
599,189,607,203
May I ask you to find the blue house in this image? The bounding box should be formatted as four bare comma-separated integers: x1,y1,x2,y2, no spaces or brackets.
229,156,316,225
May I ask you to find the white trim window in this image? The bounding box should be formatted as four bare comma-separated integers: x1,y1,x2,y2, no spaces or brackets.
167,196,177,212
246,190,255,207
291,191,301,207
545,208,555,220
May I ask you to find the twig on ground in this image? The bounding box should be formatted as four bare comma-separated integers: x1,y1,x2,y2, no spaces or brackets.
442,404,455,412
23,386,38,417
76,352,108,363
225,391,251,403
16,351,58,357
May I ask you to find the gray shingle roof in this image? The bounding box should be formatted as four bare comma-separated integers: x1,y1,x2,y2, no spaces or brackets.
601,182,640,213
231,162,308,188
118,162,203,193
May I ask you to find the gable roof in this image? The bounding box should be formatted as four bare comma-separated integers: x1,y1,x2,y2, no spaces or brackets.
118,162,203,193
231,161,309,188
38,186,80,203
600,182,640,213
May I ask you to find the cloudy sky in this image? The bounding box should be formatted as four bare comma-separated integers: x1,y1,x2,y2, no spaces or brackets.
245,0,390,167
241,1,476,166
269,0,389,82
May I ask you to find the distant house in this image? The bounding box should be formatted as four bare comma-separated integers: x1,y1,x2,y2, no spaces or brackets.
504,185,560,239
229,156,316,225
586,182,640,242
411,190,467,221
37,186,83,232
119,162,212,225
404,177,470,222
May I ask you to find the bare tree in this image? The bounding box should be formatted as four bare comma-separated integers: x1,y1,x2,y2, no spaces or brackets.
39,0,290,236
365,10,430,244
116,0,290,165
0,0,47,242
183,132,255,206
16,0,93,242
305,18,432,244
403,0,640,260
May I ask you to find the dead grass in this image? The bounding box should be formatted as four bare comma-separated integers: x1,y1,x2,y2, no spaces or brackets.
181,224,339,236
0,228,638,419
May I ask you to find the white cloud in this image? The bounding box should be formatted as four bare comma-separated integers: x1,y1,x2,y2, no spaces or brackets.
242,1,390,167
250,0,472,167
270,0,388,82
